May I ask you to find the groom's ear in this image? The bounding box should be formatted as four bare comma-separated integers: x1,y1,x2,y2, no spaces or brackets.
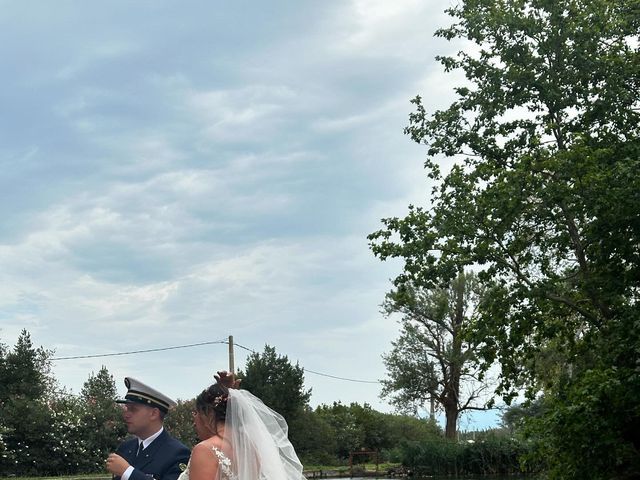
151,407,165,421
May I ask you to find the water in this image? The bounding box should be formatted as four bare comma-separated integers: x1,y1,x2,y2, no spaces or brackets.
348,477,536,480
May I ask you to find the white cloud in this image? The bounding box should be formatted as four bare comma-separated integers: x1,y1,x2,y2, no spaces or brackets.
0,1,501,428
186,85,298,143
329,0,450,60
55,40,140,81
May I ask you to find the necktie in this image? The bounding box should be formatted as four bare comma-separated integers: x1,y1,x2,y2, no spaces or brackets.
136,442,144,458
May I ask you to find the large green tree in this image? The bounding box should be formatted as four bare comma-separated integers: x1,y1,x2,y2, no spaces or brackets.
381,272,489,439
0,329,54,402
369,0,639,477
237,345,311,450
238,345,311,420
286,407,336,464
79,366,127,469
0,330,57,475
314,402,365,459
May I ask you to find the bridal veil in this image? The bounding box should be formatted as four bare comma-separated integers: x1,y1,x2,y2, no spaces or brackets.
222,389,305,480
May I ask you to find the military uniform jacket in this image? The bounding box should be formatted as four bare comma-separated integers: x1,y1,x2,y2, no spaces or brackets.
115,430,190,480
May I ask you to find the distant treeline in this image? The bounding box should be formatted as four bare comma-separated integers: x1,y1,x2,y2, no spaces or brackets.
0,331,534,477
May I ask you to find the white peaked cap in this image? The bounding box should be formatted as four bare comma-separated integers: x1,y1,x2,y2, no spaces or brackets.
116,377,177,413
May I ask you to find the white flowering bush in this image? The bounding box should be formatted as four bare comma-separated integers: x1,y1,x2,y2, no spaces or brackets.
1,334,127,476
0,420,16,473
1,393,128,475
1,395,56,476
78,395,128,473
47,396,92,474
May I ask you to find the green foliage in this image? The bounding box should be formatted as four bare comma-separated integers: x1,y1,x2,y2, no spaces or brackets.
522,339,640,478
384,413,442,445
345,403,389,452
500,398,544,435
237,344,312,456
47,396,93,474
78,367,127,471
0,393,100,475
314,402,365,458
369,0,639,477
237,345,311,422
5,368,125,475
0,330,55,402
312,402,442,462
400,432,536,476
0,330,58,476
164,399,198,448
0,333,130,476
287,408,336,464
2,396,52,476
0,330,527,475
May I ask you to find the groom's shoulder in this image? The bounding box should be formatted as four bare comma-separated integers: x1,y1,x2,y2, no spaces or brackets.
116,436,138,451
120,436,138,446
163,431,191,453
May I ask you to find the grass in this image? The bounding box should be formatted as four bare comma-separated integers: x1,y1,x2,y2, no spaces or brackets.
10,464,402,479
303,462,400,472
10,476,111,480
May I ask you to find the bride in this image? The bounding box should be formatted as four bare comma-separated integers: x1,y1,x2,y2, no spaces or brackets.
178,372,305,480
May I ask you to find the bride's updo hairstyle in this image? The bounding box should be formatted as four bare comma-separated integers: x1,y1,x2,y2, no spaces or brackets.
196,383,229,422
194,371,241,434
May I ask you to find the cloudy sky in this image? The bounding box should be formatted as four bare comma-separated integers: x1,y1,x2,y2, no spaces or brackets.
0,1,500,430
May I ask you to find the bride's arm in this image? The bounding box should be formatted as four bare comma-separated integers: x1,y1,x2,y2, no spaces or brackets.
187,443,219,480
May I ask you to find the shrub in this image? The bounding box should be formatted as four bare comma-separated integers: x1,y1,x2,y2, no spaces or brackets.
399,433,538,476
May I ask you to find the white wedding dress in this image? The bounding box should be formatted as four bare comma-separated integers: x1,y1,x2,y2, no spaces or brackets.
178,446,238,480
179,389,305,480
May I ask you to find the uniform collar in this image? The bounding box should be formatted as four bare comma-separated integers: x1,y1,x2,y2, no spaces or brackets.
138,426,163,449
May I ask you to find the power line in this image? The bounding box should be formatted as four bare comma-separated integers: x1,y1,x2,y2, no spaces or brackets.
305,368,380,384
51,338,382,384
51,339,228,360
232,342,256,353
233,341,381,384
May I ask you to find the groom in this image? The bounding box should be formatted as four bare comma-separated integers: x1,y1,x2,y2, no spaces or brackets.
106,377,190,480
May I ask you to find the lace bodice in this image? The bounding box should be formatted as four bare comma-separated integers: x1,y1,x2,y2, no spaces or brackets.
177,446,237,480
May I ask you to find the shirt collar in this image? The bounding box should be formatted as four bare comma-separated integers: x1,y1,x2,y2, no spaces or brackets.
139,426,163,449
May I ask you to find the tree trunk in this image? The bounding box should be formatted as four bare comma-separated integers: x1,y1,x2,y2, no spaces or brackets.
444,404,458,439
443,275,464,440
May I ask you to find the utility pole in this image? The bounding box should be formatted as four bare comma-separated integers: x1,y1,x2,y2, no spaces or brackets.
228,335,235,374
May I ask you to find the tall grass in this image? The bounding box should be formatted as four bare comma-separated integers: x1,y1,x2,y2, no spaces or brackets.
400,432,539,476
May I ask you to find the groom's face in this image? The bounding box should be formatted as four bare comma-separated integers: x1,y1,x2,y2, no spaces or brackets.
123,403,157,436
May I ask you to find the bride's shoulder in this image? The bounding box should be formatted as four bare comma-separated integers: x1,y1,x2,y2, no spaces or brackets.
192,440,212,452
187,441,220,474
193,437,216,450
190,441,216,460
192,437,226,457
